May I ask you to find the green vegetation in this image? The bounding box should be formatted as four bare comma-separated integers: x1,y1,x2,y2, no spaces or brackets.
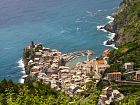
113,0,140,38
0,80,100,105
105,1,140,104
108,39,140,72
23,42,43,74
0,80,70,105
108,0,140,71
111,83,140,105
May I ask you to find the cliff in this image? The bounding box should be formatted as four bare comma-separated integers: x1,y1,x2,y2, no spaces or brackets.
105,0,140,71
104,0,140,47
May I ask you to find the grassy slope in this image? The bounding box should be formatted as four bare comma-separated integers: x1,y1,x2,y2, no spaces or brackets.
108,0,140,72
107,1,140,104
114,0,140,38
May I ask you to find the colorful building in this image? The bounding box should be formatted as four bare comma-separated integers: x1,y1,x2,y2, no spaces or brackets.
107,72,121,81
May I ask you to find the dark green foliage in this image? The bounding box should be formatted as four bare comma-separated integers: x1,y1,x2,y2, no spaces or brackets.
0,80,71,105
106,1,140,104
114,0,140,38
108,39,140,72
0,80,100,105
114,84,140,105
34,44,43,52
96,80,110,91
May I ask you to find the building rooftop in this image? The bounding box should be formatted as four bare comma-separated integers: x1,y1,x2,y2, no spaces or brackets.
61,69,69,73
136,70,140,74
96,59,105,64
103,49,111,56
35,52,42,55
108,72,121,75
124,62,134,65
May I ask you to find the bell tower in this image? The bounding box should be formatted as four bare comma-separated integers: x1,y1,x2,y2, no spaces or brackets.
87,50,94,62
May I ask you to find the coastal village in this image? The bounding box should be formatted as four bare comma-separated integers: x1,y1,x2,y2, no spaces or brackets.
23,42,140,104
0,0,140,104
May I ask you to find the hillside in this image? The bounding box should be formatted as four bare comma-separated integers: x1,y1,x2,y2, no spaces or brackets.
104,1,140,104
104,0,140,71
105,0,140,47
0,80,100,105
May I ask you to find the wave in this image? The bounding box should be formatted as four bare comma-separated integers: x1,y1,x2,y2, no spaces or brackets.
75,18,83,23
97,10,103,12
103,40,118,49
76,26,80,32
96,25,108,32
106,16,114,23
60,30,67,34
86,11,94,17
4,47,14,50
17,58,26,84
107,32,116,41
97,16,118,49
17,58,25,71
86,11,92,14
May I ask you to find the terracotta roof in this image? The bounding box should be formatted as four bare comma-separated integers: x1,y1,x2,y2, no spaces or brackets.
108,72,121,74
103,49,111,56
96,59,105,64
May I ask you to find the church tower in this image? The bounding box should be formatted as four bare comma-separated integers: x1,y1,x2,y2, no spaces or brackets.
87,50,93,62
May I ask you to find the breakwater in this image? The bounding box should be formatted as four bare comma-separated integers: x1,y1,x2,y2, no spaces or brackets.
62,50,93,62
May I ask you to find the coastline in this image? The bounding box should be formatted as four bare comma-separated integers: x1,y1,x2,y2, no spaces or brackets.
17,58,27,83
18,15,118,84
96,15,118,49
18,48,89,84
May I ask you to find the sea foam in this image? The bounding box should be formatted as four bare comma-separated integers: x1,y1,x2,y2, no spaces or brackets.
106,16,114,23
103,40,118,49
96,25,108,32
17,58,26,84
97,16,118,49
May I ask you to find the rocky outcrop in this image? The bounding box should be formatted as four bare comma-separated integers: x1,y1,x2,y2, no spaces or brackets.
103,0,140,47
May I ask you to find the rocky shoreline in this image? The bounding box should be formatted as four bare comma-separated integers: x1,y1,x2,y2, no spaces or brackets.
97,21,118,49
100,0,139,48
98,0,128,48
103,24,118,46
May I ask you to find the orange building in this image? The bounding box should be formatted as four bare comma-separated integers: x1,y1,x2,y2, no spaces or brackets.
93,59,110,74
107,72,121,81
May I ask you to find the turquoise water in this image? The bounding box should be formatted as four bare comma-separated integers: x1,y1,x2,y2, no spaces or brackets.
0,0,122,82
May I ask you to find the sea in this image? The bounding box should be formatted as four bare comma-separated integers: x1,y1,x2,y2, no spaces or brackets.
0,0,122,83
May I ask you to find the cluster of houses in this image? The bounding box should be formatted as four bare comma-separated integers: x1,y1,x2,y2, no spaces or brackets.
25,44,94,96
106,62,140,81
37,61,95,97
25,43,114,96
23,42,140,105
28,44,63,75
98,86,124,105
26,42,140,98
91,49,111,77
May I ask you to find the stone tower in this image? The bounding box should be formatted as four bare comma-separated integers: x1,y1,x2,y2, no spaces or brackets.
87,50,93,61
